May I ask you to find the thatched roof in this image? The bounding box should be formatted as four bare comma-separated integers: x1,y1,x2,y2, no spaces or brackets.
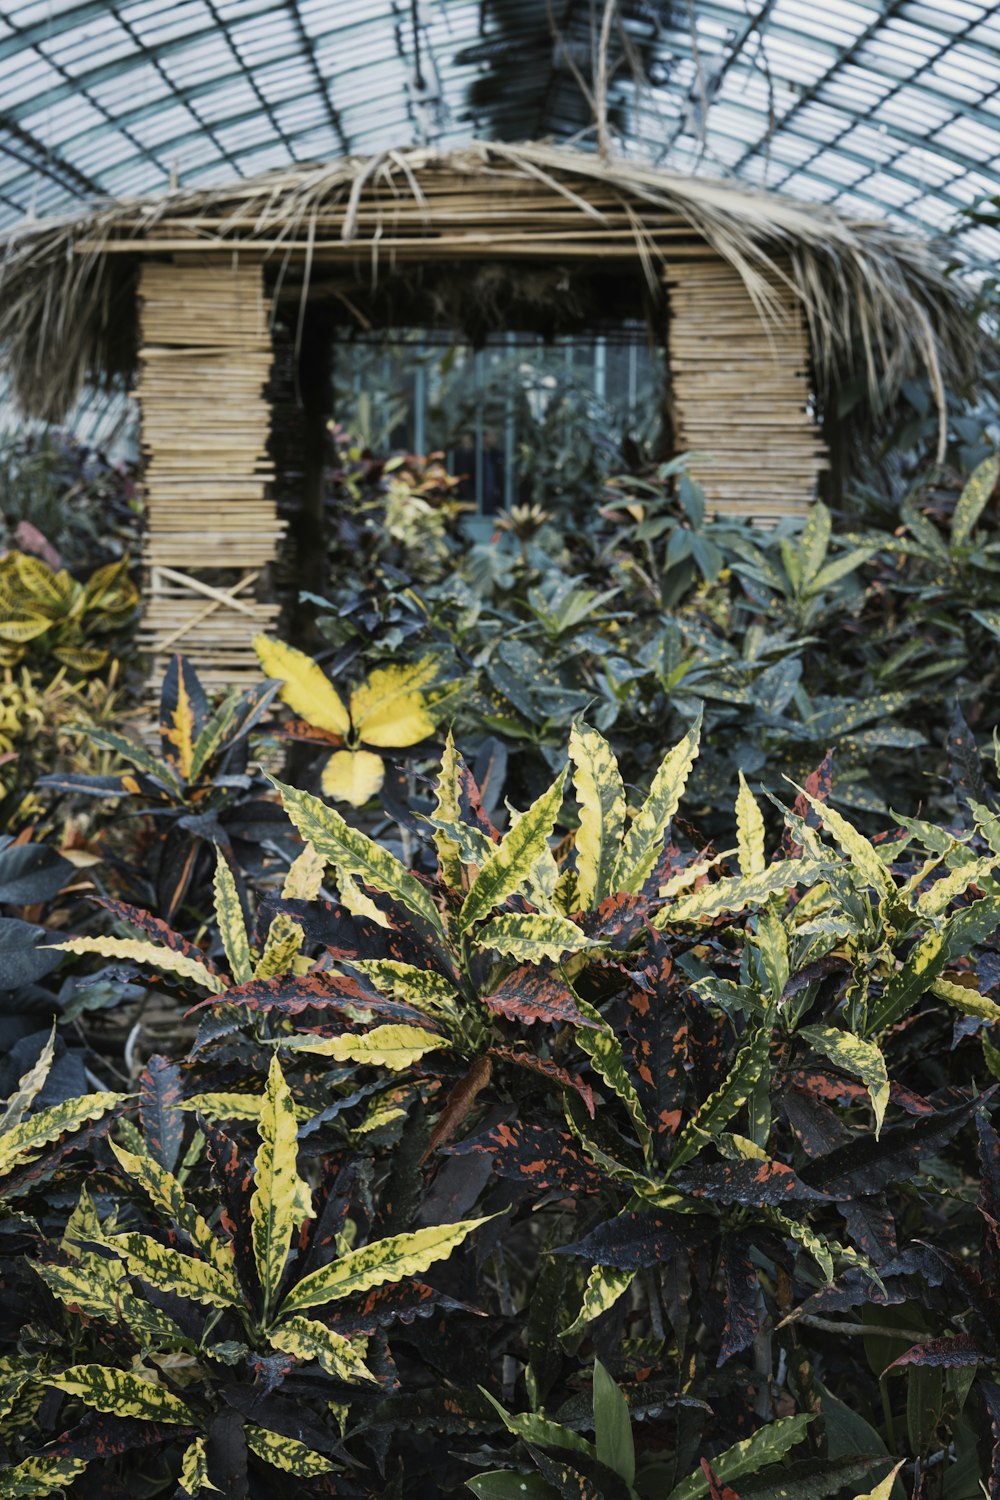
0,141,984,436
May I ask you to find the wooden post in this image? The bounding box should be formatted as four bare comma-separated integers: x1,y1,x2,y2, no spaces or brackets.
665,258,827,525
134,261,285,696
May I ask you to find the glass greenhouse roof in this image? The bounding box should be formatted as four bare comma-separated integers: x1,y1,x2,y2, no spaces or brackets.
0,0,998,265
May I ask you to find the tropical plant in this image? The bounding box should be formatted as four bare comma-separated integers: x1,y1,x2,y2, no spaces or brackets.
0,552,138,675
253,635,454,807
38,653,281,920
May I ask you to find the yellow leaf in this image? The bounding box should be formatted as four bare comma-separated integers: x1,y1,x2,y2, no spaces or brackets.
854,1461,905,1500
251,1054,308,1318
799,1025,890,1136
290,1024,449,1072
109,1141,233,1274
432,731,465,889
253,635,349,736
179,1436,220,1495
282,842,326,900
321,748,385,806
0,1090,126,1177
111,1233,243,1309
569,721,626,909
560,1265,636,1340
735,771,767,877
254,912,305,980
349,659,437,748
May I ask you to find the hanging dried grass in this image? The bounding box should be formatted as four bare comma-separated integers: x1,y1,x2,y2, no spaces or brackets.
0,140,983,426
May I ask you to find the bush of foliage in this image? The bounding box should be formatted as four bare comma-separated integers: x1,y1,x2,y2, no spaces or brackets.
307,448,1000,830
4,689,1000,1498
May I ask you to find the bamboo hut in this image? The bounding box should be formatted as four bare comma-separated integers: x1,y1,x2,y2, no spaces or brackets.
0,142,980,692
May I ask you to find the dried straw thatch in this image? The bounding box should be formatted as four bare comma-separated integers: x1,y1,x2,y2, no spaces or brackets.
0,141,983,438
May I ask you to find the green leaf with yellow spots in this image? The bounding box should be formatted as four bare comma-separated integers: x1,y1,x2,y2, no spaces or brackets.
251,1054,307,1319
53,935,225,994
270,775,444,936
572,998,652,1161
244,1425,337,1477
799,1025,890,1136
348,959,458,1014
1,1455,90,1497
109,1141,233,1274
560,1264,636,1340
33,1254,186,1343
459,772,565,932
254,912,305,979
668,1021,772,1174
213,852,252,985
281,1215,493,1315
179,1436,219,1496
797,789,892,900
432,730,465,889
475,912,592,962
290,1024,449,1072
951,453,999,547
664,1414,813,1500
735,771,767,877
47,1364,194,1423
111,1233,243,1310
655,863,819,927
0,1089,126,1177
268,1314,377,1383
612,711,702,895
569,721,626,909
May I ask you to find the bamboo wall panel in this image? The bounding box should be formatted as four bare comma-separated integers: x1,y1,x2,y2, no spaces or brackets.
136,262,283,695
666,259,827,524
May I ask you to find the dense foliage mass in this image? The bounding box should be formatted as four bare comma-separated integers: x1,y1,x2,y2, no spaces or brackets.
0,410,999,1496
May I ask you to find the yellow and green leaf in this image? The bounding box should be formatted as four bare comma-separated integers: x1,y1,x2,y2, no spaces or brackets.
0,1020,55,1134
458,772,565,932
569,721,626,909
245,1425,337,1477
475,912,592,962
214,852,252,986
291,1024,449,1072
253,635,350,736
281,1216,493,1315
254,913,305,980
271,776,445,937
47,1364,194,1424
109,1141,233,1274
1,1455,89,1497
282,841,326,900
560,1264,636,1340
111,1233,243,1310
349,658,438,747
54,935,225,994
251,1054,307,1318
431,731,465,889
798,1025,890,1136
612,711,702,895
735,771,767,877
0,1090,126,1178
269,1314,378,1383
179,1436,219,1496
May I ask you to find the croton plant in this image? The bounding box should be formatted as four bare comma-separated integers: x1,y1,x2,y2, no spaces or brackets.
2,712,1000,1497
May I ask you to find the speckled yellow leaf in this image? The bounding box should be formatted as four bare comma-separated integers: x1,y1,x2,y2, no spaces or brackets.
179,1435,220,1495
292,1024,448,1072
799,1024,889,1136
349,659,437,747
612,711,702,895
244,1425,337,1476
253,635,349,735
213,852,252,986
110,1141,233,1274
281,1215,493,1315
47,1364,194,1423
2,1455,89,1496
735,771,766,877
0,1089,126,1177
569,721,625,909
321,748,385,807
111,1233,242,1310
282,842,326,900
268,1314,377,1383
251,1053,306,1318
458,772,565,932
53,935,225,994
